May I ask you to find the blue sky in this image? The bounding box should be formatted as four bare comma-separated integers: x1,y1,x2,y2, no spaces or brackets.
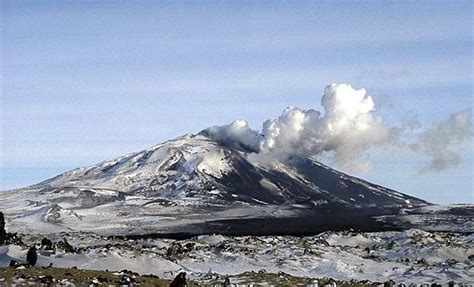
1,1,472,204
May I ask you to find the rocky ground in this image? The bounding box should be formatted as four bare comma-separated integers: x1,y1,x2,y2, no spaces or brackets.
0,267,175,286
0,267,404,286
0,229,472,285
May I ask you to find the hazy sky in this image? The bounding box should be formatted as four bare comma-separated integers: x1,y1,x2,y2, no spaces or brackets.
1,1,472,204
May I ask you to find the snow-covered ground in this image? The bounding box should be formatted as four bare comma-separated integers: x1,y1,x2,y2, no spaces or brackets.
1,229,472,284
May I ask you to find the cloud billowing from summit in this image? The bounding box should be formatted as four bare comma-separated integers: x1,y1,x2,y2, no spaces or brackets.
204,83,472,173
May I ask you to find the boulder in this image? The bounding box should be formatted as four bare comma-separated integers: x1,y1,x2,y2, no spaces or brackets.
170,272,187,287
0,212,6,245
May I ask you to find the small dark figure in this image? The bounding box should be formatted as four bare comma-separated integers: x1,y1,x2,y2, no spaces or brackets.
223,277,231,287
26,246,38,266
170,272,187,287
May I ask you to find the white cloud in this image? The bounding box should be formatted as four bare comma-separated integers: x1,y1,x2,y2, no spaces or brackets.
410,108,472,173
204,83,472,174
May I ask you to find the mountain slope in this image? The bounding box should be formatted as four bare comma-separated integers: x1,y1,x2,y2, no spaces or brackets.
0,133,435,236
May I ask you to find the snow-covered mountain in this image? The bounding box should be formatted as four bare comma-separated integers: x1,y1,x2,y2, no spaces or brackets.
2,132,470,236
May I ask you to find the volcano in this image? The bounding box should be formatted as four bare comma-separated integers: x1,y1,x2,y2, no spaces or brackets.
1,132,471,237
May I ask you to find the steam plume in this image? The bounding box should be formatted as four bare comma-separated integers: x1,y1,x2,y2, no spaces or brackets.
410,108,472,173
204,83,472,173
259,84,390,172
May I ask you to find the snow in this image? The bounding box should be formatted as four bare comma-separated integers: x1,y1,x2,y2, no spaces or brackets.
196,150,230,177
196,235,228,245
1,230,472,284
259,179,281,191
325,233,381,247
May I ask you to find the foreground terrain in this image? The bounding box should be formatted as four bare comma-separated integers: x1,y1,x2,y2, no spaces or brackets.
0,229,472,285
0,267,174,286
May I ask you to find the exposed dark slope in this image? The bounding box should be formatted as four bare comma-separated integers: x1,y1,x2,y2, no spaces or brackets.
0,133,446,236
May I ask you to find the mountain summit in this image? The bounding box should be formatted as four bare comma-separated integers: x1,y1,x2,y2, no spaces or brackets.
3,132,467,236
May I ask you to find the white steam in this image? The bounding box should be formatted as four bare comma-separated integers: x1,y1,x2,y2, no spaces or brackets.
204,120,261,152
203,83,472,173
260,84,390,172
410,108,472,173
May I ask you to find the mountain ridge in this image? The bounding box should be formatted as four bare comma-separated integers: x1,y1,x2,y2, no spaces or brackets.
2,132,471,236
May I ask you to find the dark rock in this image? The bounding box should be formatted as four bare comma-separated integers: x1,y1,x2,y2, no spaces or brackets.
446,258,458,265
415,258,427,265
120,269,140,278
321,278,337,287
167,242,186,258
387,240,395,250
5,233,24,246
0,212,6,245
120,275,136,285
41,238,54,250
96,275,108,283
9,260,19,267
183,242,195,252
170,272,187,287
57,238,76,253
41,263,53,269
364,246,371,255
38,275,54,285
315,238,330,246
